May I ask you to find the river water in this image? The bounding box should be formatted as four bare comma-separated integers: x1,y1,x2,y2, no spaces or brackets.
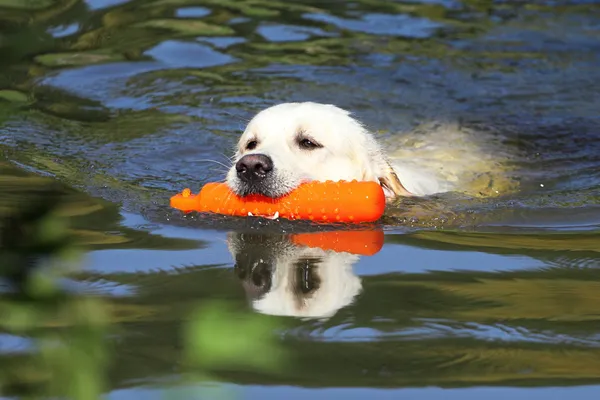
1,0,600,398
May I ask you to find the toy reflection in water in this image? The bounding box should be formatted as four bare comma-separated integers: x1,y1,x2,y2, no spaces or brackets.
227,230,383,319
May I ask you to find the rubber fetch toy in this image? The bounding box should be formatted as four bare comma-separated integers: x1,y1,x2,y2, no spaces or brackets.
170,180,386,223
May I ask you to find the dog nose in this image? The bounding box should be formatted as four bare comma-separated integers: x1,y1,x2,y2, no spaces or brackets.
235,154,274,182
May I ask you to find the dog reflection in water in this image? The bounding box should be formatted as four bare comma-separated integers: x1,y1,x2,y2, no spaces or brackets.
227,232,363,319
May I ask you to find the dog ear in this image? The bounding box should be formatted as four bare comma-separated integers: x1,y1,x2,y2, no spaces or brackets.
378,161,413,198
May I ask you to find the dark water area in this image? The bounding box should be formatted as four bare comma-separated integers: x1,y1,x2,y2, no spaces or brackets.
1,0,600,399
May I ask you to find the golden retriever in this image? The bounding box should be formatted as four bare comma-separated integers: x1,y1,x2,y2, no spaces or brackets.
226,102,518,202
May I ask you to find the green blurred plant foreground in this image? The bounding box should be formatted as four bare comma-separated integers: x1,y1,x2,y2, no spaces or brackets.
0,184,286,399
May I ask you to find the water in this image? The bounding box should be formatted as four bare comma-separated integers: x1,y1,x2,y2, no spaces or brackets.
1,0,600,398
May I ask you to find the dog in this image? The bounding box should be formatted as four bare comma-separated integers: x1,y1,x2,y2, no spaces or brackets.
228,231,362,319
226,102,518,202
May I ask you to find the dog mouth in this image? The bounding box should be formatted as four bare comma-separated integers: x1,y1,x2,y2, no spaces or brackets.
230,174,304,199
229,153,289,198
227,156,309,198
233,179,282,198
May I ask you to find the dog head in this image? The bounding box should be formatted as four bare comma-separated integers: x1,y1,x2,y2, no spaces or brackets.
226,102,411,199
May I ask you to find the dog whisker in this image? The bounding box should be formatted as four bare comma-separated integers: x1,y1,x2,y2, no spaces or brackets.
192,159,232,170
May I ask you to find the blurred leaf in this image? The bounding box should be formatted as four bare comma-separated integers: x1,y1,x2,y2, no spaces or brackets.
185,301,284,372
26,269,60,298
0,303,40,331
0,90,30,103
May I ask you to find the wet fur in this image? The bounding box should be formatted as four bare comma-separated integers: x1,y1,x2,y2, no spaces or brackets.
226,102,413,200
226,101,518,202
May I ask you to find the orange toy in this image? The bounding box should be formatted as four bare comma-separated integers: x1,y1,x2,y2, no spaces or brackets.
170,180,386,223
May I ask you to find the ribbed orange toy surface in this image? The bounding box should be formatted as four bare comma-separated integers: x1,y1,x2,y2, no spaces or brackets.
170,180,386,223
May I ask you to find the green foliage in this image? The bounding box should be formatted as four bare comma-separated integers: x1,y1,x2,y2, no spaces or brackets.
185,301,285,372
0,90,30,104
0,184,110,399
0,185,285,399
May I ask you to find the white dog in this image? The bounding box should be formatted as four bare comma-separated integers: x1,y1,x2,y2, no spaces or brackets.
226,102,517,202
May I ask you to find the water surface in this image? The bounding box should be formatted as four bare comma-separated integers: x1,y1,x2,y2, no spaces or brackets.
1,0,600,398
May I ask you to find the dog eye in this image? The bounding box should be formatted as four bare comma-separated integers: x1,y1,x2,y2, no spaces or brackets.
298,138,322,150
246,140,258,150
